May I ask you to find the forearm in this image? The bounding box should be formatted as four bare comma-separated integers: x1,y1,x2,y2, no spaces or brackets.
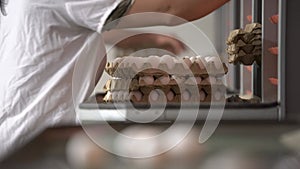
168,0,230,21
126,0,230,25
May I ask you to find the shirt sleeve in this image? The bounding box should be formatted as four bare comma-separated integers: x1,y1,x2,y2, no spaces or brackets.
65,0,132,33
103,0,134,31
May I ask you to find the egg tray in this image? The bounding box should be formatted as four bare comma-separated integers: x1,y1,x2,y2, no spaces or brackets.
103,77,224,93
105,58,228,78
105,83,225,96
226,23,262,65
102,79,226,103
226,23,262,44
103,93,216,103
102,87,226,104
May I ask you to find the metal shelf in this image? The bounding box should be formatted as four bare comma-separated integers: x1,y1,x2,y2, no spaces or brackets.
78,102,279,123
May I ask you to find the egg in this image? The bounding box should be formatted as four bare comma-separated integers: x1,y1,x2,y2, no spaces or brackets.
200,90,206,101
140,76,155,85
214,90,222,101
149,90,160,102
182,90,191,101
172,75,185,84
195,77,202,84
158,75,170,85
130,91,143,101
167,90,175,101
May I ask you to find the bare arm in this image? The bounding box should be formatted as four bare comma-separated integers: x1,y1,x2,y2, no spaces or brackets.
127,0,229,20
124,0,230,26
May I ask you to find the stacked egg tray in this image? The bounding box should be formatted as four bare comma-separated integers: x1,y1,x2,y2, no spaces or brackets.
102,55,228,104
226,23,262,65
105,56,228,78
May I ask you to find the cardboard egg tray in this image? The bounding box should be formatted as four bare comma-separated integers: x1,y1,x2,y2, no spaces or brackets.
136,84,226,96
102,56,227,104
226,23,262,65
103,85,226,103
105,58,228,78
103,76,224,92
103,92,216,103
102,76,226,103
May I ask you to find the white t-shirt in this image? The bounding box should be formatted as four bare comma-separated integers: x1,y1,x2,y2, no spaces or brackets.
0,0,122,159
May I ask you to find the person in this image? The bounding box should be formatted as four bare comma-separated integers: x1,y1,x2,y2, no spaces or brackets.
0,0,229,160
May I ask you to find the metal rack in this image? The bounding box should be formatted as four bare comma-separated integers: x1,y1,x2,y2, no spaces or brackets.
79,102,279,123
78,0,287,123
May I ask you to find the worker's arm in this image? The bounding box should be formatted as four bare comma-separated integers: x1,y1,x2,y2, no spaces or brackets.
119,0,229,27
128,0,229,21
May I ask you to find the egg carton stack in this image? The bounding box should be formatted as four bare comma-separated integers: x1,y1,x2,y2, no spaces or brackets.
226,23,262,65
103,55,228,104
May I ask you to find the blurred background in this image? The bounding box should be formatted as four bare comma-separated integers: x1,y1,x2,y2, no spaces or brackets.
1,123,300,169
